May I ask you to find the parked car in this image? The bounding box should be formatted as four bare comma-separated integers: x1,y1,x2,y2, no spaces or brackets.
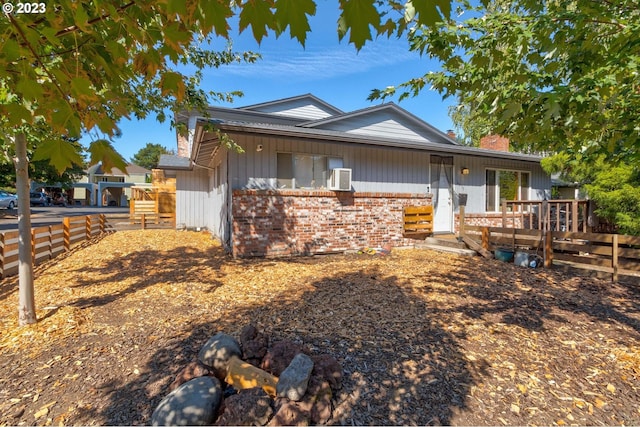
0,191,18,209
30,192,49,206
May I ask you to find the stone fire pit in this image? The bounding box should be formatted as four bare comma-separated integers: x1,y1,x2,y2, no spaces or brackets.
151,325,343,426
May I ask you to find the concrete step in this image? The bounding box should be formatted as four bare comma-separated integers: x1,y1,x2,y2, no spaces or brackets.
422,236,468,249
414,242,477,257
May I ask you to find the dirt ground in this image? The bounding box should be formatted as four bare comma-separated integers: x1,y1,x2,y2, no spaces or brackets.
0,230,639,426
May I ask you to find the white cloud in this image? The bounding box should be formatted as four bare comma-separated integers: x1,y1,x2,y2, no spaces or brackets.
215,39,417,81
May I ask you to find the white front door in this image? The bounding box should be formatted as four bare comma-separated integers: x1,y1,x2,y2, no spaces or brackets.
432,161,453,233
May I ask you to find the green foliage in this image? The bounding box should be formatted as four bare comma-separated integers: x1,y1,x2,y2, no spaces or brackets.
131,143,173,170
371,0,640,163
542,154,640,235
585,165,640,236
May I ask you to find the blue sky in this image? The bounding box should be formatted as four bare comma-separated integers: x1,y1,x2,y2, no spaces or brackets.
98,2,456,162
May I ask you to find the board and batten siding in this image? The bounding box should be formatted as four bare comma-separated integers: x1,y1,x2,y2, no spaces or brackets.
228,133,431,194
207,148,231,245
175,168,209,229
453,154,550,214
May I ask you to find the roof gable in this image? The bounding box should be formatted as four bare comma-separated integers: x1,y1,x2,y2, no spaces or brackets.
240,93,343,120
300,103,458,145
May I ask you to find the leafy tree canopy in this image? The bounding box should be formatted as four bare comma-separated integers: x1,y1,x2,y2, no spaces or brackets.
1,0,452,173
131,143,173,170
371,0,640,163
542,154,640,235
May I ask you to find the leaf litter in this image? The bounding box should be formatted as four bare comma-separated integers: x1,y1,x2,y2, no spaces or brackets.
0,229,639,426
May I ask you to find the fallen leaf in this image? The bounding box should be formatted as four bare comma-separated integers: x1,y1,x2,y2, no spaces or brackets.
606,383,616,393
594,398,607,409
517,384,527,394
510,403,520,414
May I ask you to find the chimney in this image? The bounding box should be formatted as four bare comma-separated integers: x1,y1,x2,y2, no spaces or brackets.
479,134,509,152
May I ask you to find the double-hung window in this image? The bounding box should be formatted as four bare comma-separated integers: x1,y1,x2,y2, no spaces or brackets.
486,169,530,211
277,153,343,189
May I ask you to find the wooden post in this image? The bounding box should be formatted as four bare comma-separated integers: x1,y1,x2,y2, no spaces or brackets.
612,234,619,282
86,215,92,240
141,213,146,230
544,231,553,268
48,225,53,260
501,200,507,227
0,232,4,278
572,200,578,232
31,228,36,264
99,214,106,233
63,217,71,251
482,227,490,251
458,206,466,239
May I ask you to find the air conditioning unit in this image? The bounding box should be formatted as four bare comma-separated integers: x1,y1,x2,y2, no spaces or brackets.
329,168,352,191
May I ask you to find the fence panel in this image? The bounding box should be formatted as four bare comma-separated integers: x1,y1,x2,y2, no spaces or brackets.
462,224,640,281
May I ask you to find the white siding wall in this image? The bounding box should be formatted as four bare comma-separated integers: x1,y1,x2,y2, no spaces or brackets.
228,134,432,195
314,111,439,142
248,100,336,120
207,148,230,245
175,168,209,229
453,155,550,214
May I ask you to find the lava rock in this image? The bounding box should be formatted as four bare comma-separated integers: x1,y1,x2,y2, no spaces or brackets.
240,324,269,366
169,360,215,391
215,387,273,426
276,353,314,401
261,340,308,376
151,377,222,426
303,376,333,425
198,333,242,374
268,400,310,426
311,354,343,391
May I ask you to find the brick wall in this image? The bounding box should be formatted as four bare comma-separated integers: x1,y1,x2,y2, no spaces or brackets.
232,189,432,257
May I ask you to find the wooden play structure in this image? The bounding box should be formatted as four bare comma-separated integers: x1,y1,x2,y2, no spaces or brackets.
129,169,176,228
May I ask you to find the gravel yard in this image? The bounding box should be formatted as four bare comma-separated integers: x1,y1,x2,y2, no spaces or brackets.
0,229,639,426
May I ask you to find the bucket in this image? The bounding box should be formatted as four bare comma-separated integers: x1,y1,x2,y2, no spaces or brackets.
495,248,514,262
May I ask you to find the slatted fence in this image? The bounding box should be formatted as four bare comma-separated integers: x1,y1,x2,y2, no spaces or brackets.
403,205,434,237
464,225,640,281
0,211,176,278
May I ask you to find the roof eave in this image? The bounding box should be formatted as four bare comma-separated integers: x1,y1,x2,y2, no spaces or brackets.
213,123,544,163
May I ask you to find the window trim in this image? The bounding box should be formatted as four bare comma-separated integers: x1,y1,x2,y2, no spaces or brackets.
276,151,343,190
485,168,531,212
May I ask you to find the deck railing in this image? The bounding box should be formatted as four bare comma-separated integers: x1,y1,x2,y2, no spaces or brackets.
501,199,589,233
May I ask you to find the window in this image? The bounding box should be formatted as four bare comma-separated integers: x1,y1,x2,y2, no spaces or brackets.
485,169,530,211
277,153,343,189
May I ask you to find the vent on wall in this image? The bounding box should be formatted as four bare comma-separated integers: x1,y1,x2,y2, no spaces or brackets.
329,168,352,191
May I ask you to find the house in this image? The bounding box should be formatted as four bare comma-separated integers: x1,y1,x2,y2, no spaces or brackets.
73,163,151,206
159,94,550,257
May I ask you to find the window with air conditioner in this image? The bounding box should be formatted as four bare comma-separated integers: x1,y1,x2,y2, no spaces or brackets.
276,153,343,189
329,168,352,191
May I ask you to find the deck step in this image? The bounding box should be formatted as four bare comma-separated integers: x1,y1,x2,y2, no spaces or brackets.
422,237,468,249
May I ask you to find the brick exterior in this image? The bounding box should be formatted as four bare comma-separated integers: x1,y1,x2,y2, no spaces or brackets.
479,134,510,152
232,190,432,257
177,134,190,157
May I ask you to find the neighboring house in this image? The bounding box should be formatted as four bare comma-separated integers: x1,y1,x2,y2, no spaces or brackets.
159,94,550,257
73,163,151,206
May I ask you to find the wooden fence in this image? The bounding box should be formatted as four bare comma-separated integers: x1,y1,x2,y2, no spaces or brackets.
403,205,434,237
0,212,177,278
464,225,640,281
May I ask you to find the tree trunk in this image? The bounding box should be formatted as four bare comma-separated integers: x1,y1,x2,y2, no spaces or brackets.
13,132,37,325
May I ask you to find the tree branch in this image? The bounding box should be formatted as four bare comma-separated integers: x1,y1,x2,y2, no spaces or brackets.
54,2,136,38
